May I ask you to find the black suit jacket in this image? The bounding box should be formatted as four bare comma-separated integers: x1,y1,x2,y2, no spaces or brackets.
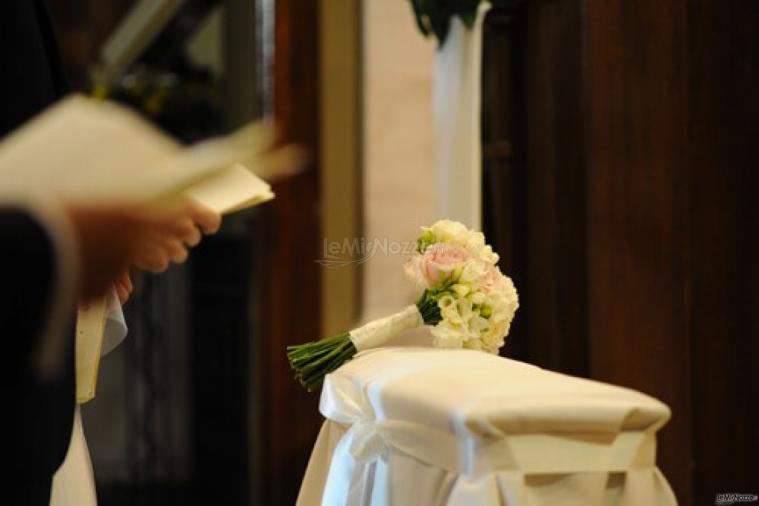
0,211,75,504
0,1,75,503
0,0,68,138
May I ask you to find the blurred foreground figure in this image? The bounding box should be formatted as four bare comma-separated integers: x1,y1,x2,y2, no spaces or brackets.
0,201,219,505
0,2,221,504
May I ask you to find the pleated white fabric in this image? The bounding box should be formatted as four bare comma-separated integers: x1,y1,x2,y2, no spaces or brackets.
296,346,677,506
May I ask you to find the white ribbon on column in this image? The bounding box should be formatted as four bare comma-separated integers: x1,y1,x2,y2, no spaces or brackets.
434,2,491,229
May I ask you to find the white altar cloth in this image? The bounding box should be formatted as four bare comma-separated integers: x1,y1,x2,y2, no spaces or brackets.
297,347,676,506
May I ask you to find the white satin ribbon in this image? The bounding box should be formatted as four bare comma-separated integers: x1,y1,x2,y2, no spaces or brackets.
349,305,423,351
318,372,661,505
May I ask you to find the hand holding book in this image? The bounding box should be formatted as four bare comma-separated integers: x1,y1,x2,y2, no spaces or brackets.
0,93,299,300
0,94,302,403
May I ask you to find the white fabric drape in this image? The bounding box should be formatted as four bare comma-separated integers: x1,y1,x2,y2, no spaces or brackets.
297,346,677,506
51,288,128,506
49,408,97,506
434,2,490,229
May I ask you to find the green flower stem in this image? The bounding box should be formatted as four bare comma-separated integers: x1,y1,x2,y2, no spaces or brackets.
287,332,357,391
417,294,442,326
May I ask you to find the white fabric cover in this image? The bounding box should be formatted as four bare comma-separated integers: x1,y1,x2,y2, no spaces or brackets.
297,346,677,506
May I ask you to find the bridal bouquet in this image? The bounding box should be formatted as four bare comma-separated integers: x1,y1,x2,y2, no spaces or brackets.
287,220,519,390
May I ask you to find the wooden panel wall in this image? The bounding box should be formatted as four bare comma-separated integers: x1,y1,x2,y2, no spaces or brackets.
488,1,759,503
687,0,759,500
583,1,694,501
252,0,322,504
523,0,588,377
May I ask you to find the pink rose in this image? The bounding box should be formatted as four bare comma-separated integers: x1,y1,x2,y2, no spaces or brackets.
405,243,472,287
480,265,504,293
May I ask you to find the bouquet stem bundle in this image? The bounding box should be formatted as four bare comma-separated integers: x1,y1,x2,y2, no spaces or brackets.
286,332,356,391
287,289,446,390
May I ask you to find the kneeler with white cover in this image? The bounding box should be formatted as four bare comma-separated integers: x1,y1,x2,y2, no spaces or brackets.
296,342,677,505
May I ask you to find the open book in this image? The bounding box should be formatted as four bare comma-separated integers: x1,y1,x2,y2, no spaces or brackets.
0,94,289,207
0,94,293,403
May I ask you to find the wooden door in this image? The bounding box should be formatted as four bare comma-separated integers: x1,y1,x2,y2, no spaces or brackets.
252,1,322,504
483,1,759,503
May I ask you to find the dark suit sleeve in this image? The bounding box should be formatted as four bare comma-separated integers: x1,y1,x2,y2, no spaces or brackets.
0,0,69,138
0,2,76,499
0,207,76,499
0,209,59,381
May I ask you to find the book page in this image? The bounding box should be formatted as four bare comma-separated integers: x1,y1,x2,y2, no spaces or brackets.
184,163,274,215
0,96,179,202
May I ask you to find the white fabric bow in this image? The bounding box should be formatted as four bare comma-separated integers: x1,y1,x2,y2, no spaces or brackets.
318,372,486,505
348,420,390,463
319,375,389,505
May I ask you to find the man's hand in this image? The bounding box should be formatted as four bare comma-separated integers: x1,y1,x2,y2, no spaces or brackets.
114,270,133,304
67,199,221,302
128,200,221,273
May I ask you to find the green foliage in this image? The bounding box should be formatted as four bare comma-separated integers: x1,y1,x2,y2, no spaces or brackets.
409,0,481,46
416,229,437,253
408,0,525,46
415,277,455,325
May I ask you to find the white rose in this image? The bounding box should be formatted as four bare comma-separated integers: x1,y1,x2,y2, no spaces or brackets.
428,220,499,265
459,260,488,286
462,338,483,351
470,291,486,305
429,220,469,243
431,321,465,348
451,283,470,297
456,297,474,322
438,294,461,324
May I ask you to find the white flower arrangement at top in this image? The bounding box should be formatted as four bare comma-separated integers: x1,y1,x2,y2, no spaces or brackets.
287,219,519,390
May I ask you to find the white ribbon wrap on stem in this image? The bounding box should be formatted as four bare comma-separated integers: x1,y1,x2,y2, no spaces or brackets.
348,304,423,351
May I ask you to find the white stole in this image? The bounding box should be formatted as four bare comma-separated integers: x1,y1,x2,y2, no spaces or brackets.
75,289,128,404
52,288,127,505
